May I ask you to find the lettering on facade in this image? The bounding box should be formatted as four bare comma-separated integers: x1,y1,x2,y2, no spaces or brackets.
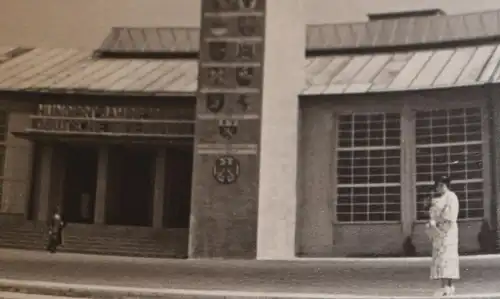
206,94,225,113
218,119,239,140
212,155,240,184
31,104,194,137
36,104,193,119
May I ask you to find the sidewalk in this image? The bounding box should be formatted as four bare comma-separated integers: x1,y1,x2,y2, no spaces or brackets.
1,249,500,298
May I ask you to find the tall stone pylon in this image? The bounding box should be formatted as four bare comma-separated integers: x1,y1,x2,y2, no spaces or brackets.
190,0,305,259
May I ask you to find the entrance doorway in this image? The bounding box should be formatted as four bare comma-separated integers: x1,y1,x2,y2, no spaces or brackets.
108,146,155,226
62,145,98,223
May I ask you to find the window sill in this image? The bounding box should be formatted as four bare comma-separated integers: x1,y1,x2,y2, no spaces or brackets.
413,218,484,224
334,221,401,225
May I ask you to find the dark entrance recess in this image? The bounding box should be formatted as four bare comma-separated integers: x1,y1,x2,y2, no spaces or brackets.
163,147,193,229
26,144,41,221
108,146,154,227
62,145,98,224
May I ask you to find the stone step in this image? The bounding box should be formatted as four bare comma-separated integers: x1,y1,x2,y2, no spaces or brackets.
59,246,181,258
0,237,176,252
0,241,181,258
0,233,175,247
0,220,187,258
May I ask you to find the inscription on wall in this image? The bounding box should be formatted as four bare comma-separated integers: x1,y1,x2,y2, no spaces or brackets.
28,104,195,137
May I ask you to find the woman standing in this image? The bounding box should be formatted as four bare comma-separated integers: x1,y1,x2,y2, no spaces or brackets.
426,176,460,296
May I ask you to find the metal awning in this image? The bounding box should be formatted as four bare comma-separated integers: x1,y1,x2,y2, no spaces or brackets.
2,43,500,96
97,9,500,53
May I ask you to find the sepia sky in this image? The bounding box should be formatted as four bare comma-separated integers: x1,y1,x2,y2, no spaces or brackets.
1,0,500,49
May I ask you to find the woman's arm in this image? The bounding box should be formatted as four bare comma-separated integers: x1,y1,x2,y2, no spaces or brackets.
435,193,459,235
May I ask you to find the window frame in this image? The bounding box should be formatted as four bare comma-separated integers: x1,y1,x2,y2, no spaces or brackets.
410,105,491,223
330,94,491,225
332,104,404,224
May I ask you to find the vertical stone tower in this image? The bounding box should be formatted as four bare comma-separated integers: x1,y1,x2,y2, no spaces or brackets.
190,0,305,259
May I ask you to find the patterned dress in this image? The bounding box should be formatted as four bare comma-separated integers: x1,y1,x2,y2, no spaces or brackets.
427,190,460,280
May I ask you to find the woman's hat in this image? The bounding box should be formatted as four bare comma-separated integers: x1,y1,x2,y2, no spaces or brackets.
433,175,451,189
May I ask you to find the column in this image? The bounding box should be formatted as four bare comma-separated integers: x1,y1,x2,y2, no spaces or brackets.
152,149,166,229
256,0,305,259
400,105,415,237
94,146,109,225
489,91,500,248
1,111,34,215
36,145,53,222
296,106,334,256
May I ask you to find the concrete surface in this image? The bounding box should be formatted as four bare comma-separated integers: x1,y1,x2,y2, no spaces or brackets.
0,292,86,299
1,249,500,298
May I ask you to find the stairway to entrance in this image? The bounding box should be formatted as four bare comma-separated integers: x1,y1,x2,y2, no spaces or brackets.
0,216,188,258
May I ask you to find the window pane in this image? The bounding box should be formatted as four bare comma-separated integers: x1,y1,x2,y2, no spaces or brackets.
415,108,484,220
336,112,401,223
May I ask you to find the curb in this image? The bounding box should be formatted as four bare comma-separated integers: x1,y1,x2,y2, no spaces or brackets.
3,248,500,264
0,279,499,299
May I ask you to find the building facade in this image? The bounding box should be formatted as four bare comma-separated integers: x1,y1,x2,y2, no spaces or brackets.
2,8,500,258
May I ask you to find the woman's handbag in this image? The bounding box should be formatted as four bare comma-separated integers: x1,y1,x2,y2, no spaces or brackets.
425,222,441,240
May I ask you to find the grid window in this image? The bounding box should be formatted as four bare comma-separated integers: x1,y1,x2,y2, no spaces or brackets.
336,113,402,222
415,108,484,220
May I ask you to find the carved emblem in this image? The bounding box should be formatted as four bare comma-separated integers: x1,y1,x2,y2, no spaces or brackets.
237,95,250,112
213,156,240,185
208,41,228,61
206,94,225,113
206,67,227,87
235,43,256,61
212,0,237,10
210,18,229,37
238,0,257,9
218,119,239,140
236,67,254,86
211,0,258,10
237,16,259,36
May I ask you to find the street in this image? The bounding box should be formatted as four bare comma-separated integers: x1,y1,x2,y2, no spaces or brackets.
1,249,500,297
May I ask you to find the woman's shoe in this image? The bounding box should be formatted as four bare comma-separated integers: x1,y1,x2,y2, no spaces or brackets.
442,286,455,297
434,288,446,297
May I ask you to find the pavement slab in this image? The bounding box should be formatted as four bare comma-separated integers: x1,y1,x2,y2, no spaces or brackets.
1,249,500,298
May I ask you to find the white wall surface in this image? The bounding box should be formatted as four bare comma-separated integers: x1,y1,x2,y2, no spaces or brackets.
1,0,500,49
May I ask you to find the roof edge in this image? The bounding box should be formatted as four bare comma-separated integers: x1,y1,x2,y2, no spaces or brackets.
97,7,500,55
